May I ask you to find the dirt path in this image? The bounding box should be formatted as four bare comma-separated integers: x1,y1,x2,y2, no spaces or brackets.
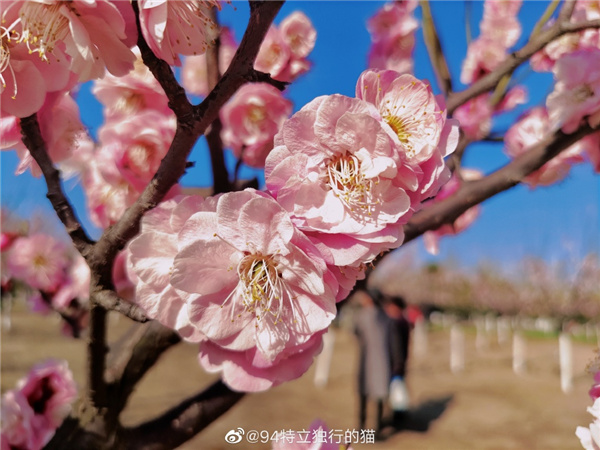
1,307,596,449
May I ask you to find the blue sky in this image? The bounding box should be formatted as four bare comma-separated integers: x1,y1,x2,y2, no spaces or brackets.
1,1,598,270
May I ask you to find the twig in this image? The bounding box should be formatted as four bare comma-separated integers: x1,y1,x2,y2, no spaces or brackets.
205,9,232,195
93,0,285,271
19,115,94,255
403,121,599,243
118,381,245,450
531,0,561,37
447,17,600,114
420,0,452,96
93,290,148,323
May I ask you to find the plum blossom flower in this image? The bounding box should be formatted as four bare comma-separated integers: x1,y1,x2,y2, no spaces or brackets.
138,0,220,66
366,2,418,74
422,169,483,255
266,94,414,268
1,360,77,450
7,234,69,292
505,107,586,186
182,27,237,97
168,189,338,391
96,109,177,191
576,397,600,450
2,0,136,82
547,49,600,133
255,12,316,83
93,49,171,120
271,419,354,449
2,91,95,178
128,195,208,343
356,69,459,208
220,83,292,168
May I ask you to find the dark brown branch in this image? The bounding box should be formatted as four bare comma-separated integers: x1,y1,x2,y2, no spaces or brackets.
447,17,600,114
420,0,452,96
93,0,284,271
206,9,232,194
131,0,193,120
105,321,181,418
118,381,245,450
87,302,108,409
403,122,599,244
248,69,289,90
93,290,148,323
19,115,94,255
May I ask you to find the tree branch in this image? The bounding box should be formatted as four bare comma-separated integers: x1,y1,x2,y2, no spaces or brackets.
446,17,600,114
19,115,94,255
420,0,452,96
403,122,599,243
93,290,148,323
205,8,232,195
92,0,285,271
118,381,245,450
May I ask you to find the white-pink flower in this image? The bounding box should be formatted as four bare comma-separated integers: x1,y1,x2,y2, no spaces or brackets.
96,109,177,191
3,0,136,82
422,169,483,255
547,49,600,133
576,397,600,450
220,83,292,168
505,107,586,186
128,195,208,343
1,360,77,450
138,0,219,66
366,1,418,74
7,234,69,292
169,189,338,391
266,94,413,268
93,49,171,120
271,419,354,450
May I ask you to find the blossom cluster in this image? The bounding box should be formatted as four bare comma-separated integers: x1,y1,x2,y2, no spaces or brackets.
127,68,458,391
182,12,316,169
366,0,418,74
1,211,90,337
0,360,77,450
455,0,527,141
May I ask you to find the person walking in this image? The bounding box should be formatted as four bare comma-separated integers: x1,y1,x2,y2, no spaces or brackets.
352,288,390,432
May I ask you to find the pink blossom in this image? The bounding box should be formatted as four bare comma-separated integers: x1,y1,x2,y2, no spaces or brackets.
576,397,600,450
1,360,77,450
590,371,600,401
265,94,414,267
453,94,493,140
138,0,219,66
221,83,292,168
422,169,483,255
271,419,354,449
461,38,508,85
505,107,585,186
51,253,90,310
182,27,237,97
356,69,459,165
583,132,600,172
128,195,208,342
366,1,418,74
280,11,316,60
7,234,69,292
169,189,338,391
480,0,522,49
547,49,600,133
255,27,291,81
255,12,316,83
3,0,136,82
93,49,171,120
96,109,177,191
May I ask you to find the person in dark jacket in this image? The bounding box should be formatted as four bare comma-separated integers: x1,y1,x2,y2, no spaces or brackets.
382,294,411,421
353,288,390,432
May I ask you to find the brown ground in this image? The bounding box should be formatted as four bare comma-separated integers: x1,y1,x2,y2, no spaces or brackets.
1,305,596,450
